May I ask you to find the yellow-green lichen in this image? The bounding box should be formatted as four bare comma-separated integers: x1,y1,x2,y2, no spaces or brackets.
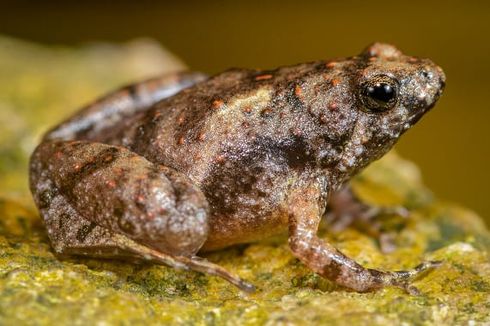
0,36,488,325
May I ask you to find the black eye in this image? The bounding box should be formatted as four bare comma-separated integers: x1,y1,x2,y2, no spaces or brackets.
360,76,398,111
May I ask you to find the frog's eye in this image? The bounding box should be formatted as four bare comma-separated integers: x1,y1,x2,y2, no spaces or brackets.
360,75,398,112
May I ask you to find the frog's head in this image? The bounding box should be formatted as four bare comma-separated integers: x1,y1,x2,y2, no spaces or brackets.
331,43,445,178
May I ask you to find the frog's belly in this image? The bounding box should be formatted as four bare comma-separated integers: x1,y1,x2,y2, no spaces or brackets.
198,172,292,251
200,205,290,252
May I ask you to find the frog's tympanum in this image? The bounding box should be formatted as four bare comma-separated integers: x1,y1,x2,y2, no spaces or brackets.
30,43,445,293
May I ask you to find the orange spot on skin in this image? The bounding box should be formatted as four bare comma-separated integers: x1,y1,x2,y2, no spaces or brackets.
197,132,206,141
73,163,81,171
331,79,340,87
368,56,377,62
178,137,185,145
215,155,226,164
55,151,63,159
242,106,252,114
326,61,337,69
177,114,185,125
136,195,145,203
255,74,273,81
212,99,224,109
408,57,419,63
106,180,116,188
294,85,303,98
242,121,250,128
328,102,338,111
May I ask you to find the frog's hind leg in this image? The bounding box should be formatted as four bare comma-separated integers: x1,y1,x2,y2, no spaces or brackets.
124,241,256,293
44,71,207,142
37,186,255,292
30,139,254,292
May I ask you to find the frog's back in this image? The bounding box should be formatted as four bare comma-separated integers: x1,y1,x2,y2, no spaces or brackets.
126,61,333,184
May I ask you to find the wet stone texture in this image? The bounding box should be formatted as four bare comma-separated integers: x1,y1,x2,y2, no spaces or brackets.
0,36,489,325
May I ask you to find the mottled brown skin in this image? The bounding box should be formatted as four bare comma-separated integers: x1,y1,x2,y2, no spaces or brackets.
30,43,445,293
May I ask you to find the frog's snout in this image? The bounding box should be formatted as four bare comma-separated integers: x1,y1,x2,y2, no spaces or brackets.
417,63,446,107
402,61,445,126
429,64,446,96
432,65,446,102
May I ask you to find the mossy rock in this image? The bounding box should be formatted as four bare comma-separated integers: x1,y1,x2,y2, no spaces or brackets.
0,36,488,325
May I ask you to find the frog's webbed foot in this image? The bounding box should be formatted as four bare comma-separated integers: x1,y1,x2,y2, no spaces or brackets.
325,185,409,253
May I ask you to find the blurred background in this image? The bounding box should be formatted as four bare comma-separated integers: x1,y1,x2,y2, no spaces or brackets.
1,0,488,225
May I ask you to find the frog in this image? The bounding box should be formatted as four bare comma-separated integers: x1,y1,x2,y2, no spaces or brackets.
29,43,445,294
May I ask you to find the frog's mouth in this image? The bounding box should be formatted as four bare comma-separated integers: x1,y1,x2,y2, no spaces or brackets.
407,73,445,125
407,101,436,126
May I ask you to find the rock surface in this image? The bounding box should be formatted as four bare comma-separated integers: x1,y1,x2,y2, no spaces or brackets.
0,36,488,325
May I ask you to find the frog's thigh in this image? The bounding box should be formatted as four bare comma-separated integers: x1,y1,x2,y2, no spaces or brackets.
30,140,210,256
40,191,163,262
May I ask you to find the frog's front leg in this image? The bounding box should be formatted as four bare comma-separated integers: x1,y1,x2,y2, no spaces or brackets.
287,185,440,294
29,140,254,292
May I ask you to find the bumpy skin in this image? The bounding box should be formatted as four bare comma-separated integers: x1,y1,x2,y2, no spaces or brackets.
30,43,445,293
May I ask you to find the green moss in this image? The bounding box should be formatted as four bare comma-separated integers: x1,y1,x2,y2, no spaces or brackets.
0,36,488,325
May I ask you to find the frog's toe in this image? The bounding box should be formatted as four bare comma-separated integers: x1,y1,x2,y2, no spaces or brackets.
187,256,256,293
378,260,442,294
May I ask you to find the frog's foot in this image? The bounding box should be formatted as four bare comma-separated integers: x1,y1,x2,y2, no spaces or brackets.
326,186,409,253
34,178,255,293
370,260,443,295
117,237,256,293
46,206,255,292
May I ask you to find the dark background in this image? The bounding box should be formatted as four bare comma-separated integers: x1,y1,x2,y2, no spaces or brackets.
1,0,488,224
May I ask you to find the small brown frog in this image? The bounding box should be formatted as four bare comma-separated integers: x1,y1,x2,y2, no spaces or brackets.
30,43,445,294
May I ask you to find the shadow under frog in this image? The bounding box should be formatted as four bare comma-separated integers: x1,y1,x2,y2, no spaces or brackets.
29,43,445,294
